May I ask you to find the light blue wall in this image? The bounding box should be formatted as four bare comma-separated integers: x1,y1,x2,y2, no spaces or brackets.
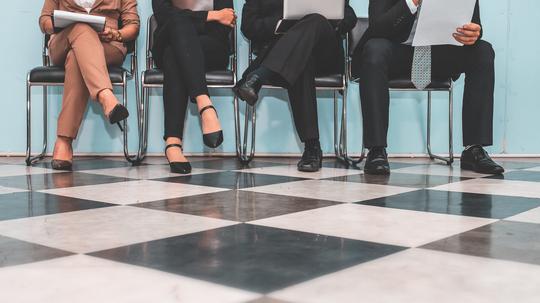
1,0,539,155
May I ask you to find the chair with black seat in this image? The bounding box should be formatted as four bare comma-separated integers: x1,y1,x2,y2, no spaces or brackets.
26,35,143,166
235,41,351,165
139,15,239,162
346,18,454,165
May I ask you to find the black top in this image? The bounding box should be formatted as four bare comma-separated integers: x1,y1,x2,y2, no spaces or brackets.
152,0,233,67
241,0,358,51
354,0,482,53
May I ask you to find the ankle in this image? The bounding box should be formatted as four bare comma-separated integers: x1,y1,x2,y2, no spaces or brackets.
196,95,213,110
305,139,321,150
166,137,182,146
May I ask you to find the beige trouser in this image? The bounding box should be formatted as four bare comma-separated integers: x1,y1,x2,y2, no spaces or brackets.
49,23,125,139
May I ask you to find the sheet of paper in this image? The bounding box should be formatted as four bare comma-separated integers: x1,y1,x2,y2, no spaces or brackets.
412,0,477,46
53,10,106,32
172,0,214,11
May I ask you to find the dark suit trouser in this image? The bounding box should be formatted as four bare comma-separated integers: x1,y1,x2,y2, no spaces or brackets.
354,38,495,148
261,14,344,142
161,15,229,140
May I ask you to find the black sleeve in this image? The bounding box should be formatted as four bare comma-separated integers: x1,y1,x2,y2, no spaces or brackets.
210,0,234,40
368,0,416,38
240,0,280,43
152,0,209,26
337,1,358,36
472,0,483,40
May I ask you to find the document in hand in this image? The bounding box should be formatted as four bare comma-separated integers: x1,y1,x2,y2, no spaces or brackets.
412,0,477,47
172,0,214,11
53,10,106,33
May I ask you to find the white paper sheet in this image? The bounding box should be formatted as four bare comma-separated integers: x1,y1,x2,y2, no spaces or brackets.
412,0,477,46
172,0,214,11
53,10,106,32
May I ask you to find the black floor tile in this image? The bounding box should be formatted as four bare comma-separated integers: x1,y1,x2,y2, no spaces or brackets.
422,221,540,266
155,171,307,190
0,192,115,221
487,170,540,182
90,224,406,293
0,235,73,268
0,172,131,191
190,158,285,170
135,190,339,222
357,189,540,219
329,173,467,188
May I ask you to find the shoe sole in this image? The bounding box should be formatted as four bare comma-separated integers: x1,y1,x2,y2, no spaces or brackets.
461,162,504,175
233,86,258,106
364,168,391,176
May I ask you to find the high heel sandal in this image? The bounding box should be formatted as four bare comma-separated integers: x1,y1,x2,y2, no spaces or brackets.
165,144,192,174
199,105,224,148
108,104,130,132
51,140,73,171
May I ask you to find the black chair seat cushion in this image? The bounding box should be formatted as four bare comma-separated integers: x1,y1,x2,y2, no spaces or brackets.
143,69,235,86
261,74,344,89
29,66,127,84
389,77,452,89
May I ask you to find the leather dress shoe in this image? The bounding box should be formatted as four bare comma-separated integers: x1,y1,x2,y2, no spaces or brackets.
297,146,323,172
461,146,504,174
364,148,390,175
233,73,263,106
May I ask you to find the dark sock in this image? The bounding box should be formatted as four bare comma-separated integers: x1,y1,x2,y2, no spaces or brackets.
305,139,321,150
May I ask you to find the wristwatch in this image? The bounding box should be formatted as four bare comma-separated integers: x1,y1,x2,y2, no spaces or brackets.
116,30,123,42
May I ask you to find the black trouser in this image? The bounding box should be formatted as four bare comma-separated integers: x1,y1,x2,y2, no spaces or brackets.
162,16,229,140
261,14,344,142
354,38,495,148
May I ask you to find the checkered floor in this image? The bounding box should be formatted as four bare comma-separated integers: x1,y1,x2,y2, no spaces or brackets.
1,156,540,302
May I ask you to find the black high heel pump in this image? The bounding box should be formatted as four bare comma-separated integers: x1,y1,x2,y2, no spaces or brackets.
199,105,224,148
165,144,192,174
108,104,130,132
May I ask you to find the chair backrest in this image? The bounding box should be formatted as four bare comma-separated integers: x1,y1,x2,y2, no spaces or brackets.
348,17,369,57
146,15,236,69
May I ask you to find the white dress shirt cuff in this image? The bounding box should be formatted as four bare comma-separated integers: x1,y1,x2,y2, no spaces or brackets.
405,0,418,14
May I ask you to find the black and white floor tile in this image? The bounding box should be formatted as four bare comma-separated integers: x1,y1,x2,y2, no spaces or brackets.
1,156,540,302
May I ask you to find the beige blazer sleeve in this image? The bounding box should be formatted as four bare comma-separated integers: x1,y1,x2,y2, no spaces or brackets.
39,0,59,33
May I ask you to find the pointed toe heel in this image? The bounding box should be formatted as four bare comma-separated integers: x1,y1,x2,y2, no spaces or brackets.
199,105,224,148
108,104,130,132
165,144,192,175
51,160,73,171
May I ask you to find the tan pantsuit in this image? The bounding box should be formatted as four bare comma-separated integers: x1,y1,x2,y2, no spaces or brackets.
39,0,140,139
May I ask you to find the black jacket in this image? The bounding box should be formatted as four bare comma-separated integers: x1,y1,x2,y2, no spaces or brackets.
241,0,358,53
152,0,233,67
354,0,482,54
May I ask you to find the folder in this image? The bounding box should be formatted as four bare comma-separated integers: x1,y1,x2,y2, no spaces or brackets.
53,10,106,33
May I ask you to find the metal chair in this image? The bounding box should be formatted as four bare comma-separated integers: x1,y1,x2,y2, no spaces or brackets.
346,18,454,165
235,40,351,164
26,35,143,166
139,15,238,162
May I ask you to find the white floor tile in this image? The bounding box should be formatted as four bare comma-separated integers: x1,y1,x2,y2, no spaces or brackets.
0,206,237,253
431,178,540,199
242,180,416,203
506,207,540,224
237,165,362,180
39,180,229,205
0,165,59,177
0,186,28,195
525,166,540,172
0,255,258,303
272,249,540,303
251,204,495,247
80,165,221,180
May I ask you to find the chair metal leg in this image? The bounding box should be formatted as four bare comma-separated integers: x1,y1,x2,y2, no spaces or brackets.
120,74,140,164
427,90,454,165
234,95,256,164
26,80,48,166
336,87,365,166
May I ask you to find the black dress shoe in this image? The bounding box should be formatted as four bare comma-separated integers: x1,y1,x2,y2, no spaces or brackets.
233,73,263,106
51,160,73,171
297,146,323,172
165,144,192,174
364,148,390,175
199,105,224,148
461,146,504,174
108,104,130,132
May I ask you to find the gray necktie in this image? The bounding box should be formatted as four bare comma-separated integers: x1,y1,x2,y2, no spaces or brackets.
411,45,432,90
411,2,432,90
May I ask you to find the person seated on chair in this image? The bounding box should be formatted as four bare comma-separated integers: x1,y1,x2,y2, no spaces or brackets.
234,0,357,173
351,0,504,175
152,0,235,174
39,0,140,171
